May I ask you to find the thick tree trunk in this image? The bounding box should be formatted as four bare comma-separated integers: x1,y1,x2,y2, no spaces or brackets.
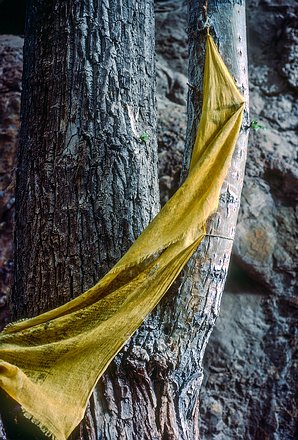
14,0,158,319
6,0,158,439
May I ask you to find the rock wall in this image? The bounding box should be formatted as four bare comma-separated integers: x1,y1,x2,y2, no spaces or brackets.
0,35,23,330
0,0,297,438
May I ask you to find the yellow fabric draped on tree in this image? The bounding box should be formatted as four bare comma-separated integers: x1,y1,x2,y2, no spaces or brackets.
0,34,245,440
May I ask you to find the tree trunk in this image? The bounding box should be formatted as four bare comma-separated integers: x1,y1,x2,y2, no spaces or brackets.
3,1,249,440
13,0,158,319
6,0,158,439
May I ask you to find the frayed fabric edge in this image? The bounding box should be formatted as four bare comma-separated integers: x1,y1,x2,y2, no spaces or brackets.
22,408,62,440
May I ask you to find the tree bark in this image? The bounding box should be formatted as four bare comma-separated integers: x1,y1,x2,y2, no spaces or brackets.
6,0,158,439
13,0,158,319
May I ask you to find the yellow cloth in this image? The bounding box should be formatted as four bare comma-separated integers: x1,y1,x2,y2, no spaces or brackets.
0,34,245,440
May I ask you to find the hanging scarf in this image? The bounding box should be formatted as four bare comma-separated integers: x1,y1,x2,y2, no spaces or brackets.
0,33,245,440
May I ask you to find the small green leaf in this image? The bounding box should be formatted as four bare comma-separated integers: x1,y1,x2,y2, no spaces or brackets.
139,132,150,143
251,119,265,130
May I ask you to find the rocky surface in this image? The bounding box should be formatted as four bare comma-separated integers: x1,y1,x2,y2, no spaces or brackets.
155,0,188,205
0,35,23,330
0,0,297,438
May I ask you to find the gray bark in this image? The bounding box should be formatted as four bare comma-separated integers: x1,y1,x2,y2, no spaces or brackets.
9,0,158,439
14,0,158,320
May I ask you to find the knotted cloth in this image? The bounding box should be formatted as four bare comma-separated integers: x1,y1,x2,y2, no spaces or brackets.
0,34,245,440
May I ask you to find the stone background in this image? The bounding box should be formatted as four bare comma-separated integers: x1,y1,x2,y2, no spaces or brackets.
0,0,297,438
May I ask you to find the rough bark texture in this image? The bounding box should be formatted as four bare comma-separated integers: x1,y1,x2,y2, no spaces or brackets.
162,0,250,437
75,3,249,440
14,0,158,320
9,0,159,439
0,416,7,440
